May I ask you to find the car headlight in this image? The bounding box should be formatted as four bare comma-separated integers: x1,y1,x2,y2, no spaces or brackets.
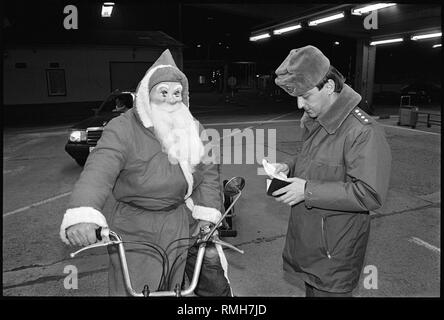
69,130,87,142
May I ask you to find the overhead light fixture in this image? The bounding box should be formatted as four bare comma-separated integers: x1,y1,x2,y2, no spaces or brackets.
308,12,345,26
101,2,115,17
433,44,442,48
411,32,442,41
351,3,396,15
273,24,302,35
370,38,403,45
334,41,340,45
249,33,270,41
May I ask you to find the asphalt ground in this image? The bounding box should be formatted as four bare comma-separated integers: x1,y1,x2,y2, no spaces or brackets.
2,104,441,297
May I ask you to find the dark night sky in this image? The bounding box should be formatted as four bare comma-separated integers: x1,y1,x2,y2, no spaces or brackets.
3,1,442,84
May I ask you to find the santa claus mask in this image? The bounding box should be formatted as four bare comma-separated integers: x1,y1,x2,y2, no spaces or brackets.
149,81,184,113
149,81,204,170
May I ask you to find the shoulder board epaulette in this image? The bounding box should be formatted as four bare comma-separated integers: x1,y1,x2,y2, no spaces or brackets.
351,107,373,124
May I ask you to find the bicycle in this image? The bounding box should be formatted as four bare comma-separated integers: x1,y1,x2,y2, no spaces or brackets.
70,176,245,297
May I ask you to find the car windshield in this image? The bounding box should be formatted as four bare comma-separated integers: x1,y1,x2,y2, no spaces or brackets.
99,93,133,114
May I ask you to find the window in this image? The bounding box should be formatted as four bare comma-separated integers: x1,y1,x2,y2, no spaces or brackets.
46,69,66,96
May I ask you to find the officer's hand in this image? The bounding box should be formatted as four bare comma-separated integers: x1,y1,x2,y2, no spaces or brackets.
192,220,212,237
65,223,99,247
273,177,306,206
272,163,289,176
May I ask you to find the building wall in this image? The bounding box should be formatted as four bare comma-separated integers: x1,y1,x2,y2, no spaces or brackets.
3,46,183,105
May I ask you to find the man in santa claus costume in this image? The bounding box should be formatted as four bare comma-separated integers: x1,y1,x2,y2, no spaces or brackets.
60,49,231,296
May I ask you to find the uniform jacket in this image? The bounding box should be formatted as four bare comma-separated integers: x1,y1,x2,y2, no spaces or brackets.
283,84,392,292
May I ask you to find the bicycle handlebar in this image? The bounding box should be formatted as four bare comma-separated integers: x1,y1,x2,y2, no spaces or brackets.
70,226,243,297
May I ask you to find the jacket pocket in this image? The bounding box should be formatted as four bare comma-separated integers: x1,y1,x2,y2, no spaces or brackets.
321,216,332,259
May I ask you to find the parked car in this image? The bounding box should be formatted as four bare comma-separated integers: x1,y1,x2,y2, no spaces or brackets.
400,83,441,105
65,91,134,166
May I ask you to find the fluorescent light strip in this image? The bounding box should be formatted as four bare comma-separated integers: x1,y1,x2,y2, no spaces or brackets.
370,38,403,45
249,33,270,41
433,44,442,48
411,32,442,41
308,12,345,26
273,24,302,35
352,3,396,15
101,3,114,17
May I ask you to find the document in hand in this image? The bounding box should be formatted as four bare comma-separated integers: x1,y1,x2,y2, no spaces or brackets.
262,159,292,197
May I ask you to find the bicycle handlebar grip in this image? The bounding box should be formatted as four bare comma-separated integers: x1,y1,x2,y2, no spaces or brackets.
96,227,102,241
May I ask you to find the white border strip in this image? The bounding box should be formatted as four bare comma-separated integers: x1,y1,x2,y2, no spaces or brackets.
4,191,72,217
409,237,440,254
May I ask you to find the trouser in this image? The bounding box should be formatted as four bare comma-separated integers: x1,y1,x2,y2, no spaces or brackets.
305,283,353,297
185,243,232,297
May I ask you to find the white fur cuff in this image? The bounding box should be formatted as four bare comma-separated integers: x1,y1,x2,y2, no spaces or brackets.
185,197,195,212
60,207,108,245
192,205,222,225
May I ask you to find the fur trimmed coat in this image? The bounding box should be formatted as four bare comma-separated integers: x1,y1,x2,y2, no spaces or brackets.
60,50,228,295
59,106,224,295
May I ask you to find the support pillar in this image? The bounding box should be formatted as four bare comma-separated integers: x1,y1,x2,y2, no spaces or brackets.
354,40,376,114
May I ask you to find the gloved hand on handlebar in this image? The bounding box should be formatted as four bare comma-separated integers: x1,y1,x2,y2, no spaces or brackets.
192,220,213,237
65,222,101,246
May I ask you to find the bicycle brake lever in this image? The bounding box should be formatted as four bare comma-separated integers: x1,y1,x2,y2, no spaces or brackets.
212,239,244,254
70,240,120,258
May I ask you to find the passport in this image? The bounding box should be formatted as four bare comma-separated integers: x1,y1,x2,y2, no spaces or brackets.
262,159,292,197
267,178,292,197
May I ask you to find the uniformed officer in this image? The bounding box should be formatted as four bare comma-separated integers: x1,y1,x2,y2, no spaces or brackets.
271,46,392,297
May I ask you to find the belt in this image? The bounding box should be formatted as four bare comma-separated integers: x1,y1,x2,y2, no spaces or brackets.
125,200,184,212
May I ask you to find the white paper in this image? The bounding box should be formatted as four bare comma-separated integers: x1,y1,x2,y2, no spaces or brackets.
266,179,271,191
262,159,289,181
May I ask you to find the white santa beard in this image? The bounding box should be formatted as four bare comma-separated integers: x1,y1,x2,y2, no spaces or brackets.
150,102,204,170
